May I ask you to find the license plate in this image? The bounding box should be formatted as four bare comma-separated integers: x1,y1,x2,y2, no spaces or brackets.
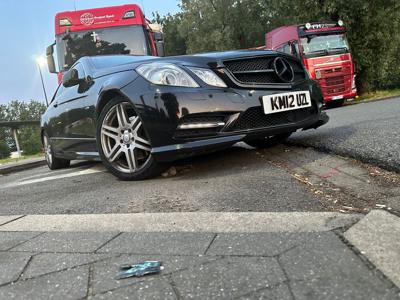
262,91,311,115
332,95,344,100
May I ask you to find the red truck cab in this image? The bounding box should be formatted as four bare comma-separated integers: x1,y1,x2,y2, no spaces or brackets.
45,4,164,83
266,21,357,105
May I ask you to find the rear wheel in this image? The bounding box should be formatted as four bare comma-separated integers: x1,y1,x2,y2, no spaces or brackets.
245,132,292,148
43,134,70,170
97,96,167,180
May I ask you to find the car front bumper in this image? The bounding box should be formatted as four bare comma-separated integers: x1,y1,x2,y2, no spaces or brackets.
121,77,328,162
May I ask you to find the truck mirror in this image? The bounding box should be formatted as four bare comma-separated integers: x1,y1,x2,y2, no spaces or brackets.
46,44,57,74
153,31,163,42
156,41,165,57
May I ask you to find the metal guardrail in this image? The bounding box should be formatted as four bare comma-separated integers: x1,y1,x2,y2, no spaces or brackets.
0,120,41,157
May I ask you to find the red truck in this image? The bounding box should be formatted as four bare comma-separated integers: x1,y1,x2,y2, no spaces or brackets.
45,4,164,82
265,21,357,106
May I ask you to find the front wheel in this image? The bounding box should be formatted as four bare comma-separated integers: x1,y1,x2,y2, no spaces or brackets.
245,132,292,148
43,134,70,170
97,96,167,180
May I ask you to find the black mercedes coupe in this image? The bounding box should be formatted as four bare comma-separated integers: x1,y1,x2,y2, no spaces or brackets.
41,51,329,180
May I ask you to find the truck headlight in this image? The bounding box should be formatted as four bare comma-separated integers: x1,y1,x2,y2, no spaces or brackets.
136,63,199,87
187,67,227,88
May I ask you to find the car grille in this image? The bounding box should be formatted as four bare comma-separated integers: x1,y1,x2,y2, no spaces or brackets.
226,104,317,132
223,56,306,86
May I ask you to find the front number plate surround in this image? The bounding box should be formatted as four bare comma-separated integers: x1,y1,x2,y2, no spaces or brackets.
262,91,311,115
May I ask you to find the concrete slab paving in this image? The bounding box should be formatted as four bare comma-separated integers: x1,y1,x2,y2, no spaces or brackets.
206,232,317,256
90,254,217,295
236,282,293,300
0,231,42,251
97,232,215,255
21,253,110,279
10,232,119,253
280,231,397,299
170,256,285,299
92,277,177,300
0,230,398,299
0,252,32,285
0,266,89,299
345,210,400,287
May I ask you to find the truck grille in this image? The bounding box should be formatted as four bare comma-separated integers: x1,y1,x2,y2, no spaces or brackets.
223,56,306,86
326,76,345,86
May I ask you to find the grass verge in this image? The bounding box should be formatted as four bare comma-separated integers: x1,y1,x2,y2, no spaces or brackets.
0,153,43,165
356,88,400,103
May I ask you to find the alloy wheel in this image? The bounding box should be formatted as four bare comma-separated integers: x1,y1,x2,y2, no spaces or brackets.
100,102,152,174
43,135,53,166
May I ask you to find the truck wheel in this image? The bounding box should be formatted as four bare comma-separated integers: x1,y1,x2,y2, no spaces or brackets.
245,132,292,148
43,134,70,170
97,96,168,180
326,99,345,108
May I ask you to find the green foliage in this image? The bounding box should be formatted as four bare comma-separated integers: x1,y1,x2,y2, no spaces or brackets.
0,140,10,159
0,100,46,155
158,0,400,91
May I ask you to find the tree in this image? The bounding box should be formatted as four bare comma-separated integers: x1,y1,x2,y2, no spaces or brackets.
0,141,10,159
160,0,400,92
0,100,46,155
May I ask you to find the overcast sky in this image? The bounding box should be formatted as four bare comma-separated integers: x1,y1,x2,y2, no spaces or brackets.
0,0,180,105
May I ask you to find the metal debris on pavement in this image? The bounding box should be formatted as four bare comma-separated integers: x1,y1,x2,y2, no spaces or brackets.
116,261,163,279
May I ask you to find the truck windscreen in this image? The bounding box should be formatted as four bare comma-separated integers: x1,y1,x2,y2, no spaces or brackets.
300,33,349,57
56,25,151,71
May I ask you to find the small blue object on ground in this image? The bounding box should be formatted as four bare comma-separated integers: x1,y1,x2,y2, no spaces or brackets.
116,261,163,279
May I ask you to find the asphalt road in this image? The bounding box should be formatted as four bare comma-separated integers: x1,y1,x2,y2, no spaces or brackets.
290,97,400,172
0,146,326,215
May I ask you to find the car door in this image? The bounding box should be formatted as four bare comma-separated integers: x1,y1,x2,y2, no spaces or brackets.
52,62,97,156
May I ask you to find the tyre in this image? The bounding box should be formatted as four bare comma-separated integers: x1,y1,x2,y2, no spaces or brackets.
325,99,345,108
43,134,70,170
245,132,292,148
96,96,167,180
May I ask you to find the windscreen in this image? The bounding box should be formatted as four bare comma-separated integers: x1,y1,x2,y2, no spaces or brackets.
300,33,349,57
56,25,151,71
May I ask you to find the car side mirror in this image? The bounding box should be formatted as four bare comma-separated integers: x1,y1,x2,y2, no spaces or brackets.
62,68,83,87
46,43,57,74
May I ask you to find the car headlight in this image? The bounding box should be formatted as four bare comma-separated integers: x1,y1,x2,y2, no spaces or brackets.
187,67,227,88
136,62,199,87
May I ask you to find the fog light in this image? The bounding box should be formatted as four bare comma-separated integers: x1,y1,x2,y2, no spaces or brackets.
178,122,225,129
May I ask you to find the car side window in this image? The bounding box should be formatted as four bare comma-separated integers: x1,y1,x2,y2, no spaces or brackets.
53,84,66,103
282,43,291,54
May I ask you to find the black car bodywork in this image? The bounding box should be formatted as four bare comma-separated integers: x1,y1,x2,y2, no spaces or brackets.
41,50,328,166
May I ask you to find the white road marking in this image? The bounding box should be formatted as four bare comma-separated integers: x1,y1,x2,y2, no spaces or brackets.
1,166,105,189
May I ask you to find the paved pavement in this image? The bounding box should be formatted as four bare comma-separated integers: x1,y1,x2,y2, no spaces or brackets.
0,211,399,300
0,157,45,175
290,97,400,172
